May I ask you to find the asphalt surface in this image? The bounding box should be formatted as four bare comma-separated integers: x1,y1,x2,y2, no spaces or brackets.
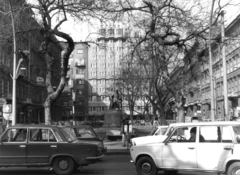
0,154,225,175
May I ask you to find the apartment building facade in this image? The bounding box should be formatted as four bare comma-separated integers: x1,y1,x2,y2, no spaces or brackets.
0,1,63,124
61,42,89,122
183,14,240,121
87,23,131,120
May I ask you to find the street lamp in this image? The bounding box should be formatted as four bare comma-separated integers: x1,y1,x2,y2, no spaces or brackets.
11,50,29,126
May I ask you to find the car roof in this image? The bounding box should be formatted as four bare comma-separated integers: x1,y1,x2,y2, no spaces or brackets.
157,125,168,128
169,121,240,127
60,125,92,128
8,124,60,129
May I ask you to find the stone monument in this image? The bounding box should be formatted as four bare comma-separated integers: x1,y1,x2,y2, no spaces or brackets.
103,90,122,128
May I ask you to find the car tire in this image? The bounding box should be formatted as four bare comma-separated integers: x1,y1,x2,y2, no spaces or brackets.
74,164,80,171
227,162,240,175
136,156,158,175
164,170,178,174
53,156,74,175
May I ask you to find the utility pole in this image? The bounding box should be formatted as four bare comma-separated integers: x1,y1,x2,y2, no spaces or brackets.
221,11,228,121
9,0,17,126
209,0,216,121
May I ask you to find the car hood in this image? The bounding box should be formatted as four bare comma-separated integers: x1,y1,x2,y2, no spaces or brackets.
131,135,167,146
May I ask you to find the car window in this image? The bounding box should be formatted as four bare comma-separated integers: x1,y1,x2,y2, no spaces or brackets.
60,128,77,142
168,127,191,143
200,126,232,143
200,126,218,142
77,128,96,138
199,126,232,143
222,126,233,143
52,129,64,142
161,128,168,135
29,129,57,142
1,128,27,142
149,128,158,135
233,125,240,143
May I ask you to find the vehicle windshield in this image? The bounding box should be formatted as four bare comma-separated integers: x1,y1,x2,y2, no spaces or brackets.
166,126,175,137
158,127,168,135
149,128,158,135
60,128,77,142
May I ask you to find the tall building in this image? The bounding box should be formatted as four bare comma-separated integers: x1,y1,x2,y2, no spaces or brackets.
0,1,63,124
61,42,89,122
87,22,130,120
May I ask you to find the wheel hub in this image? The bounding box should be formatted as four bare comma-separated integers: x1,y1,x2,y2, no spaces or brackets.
142,162,152,174
59,159,69,170
235,169,240,175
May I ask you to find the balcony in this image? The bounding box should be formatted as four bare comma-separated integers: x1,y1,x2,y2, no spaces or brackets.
75,60,86,68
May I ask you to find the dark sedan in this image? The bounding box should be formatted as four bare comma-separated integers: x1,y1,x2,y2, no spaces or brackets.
63,125,107,154
0,125,104,175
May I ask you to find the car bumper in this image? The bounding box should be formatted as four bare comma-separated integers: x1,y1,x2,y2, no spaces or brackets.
86,154,105,161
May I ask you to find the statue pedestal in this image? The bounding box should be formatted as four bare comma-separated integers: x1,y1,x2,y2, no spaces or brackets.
103,109,122,128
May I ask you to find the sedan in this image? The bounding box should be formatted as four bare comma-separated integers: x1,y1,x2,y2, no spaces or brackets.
0,124,104,175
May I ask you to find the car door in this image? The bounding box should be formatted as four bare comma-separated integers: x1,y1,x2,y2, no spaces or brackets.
162,127,197,169
0,128,27,165
27,128,58,164
197,126,234,170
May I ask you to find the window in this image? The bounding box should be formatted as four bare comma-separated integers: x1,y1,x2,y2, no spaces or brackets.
1,128,27,142
200,126,223,143
168,127,191,143
76,128,96,138
77,79,84,85
78,90,82,95
92,96,97,101
77,49,83,54
233,125,240,143
29,129,57,142
76,68,84,74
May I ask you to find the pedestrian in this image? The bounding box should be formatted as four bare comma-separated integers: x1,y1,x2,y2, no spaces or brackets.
153,117,159,128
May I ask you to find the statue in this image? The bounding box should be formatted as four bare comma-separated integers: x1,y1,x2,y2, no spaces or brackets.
104,90,122,128
109,90,122,110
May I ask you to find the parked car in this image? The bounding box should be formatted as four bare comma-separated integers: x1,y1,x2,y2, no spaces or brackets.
149,125,169,136
129,125,170,146
63,125,107,154
130,121,240,175
0,124,104,175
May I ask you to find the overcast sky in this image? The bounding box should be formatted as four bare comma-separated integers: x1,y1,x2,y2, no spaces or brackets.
27,0,240,42
58,0,240,42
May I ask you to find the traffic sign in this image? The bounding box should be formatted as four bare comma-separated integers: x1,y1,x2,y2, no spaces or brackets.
2,104,12,113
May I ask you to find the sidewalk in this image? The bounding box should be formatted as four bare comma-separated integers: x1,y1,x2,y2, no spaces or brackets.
104,140,130,155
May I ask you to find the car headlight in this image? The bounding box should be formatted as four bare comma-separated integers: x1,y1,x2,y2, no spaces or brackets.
130,140,136,148
97,143,103,156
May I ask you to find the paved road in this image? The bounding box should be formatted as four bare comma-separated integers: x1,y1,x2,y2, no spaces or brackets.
0,155,224,175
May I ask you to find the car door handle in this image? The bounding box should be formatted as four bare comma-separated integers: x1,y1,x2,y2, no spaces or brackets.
224,147,233,150
188,147,195,149
51,145,57,148
19,145,26,148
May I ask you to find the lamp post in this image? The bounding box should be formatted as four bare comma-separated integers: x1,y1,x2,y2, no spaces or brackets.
72,89,76,126
11,50,29,126
209,0,216,121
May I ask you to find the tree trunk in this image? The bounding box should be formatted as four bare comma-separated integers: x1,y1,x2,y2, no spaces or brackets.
44,99,52,125
159,108,166,125
177,107,185,123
